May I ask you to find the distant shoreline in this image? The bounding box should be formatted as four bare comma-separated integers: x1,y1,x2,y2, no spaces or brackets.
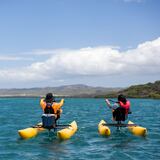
0,95,159,99
0,81,160,99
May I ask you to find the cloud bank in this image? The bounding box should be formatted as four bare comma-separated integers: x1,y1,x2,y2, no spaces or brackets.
0,37,160,87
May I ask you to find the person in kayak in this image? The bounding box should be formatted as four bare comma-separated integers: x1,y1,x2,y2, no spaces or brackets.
40,93,64,122
105,94,131,121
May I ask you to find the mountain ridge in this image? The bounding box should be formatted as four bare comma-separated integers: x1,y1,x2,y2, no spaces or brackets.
0,81,159,98
0,84,122,98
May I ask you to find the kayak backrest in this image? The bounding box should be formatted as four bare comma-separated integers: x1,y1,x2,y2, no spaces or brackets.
42,114,56,129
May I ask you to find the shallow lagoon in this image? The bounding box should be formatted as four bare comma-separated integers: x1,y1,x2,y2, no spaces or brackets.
0,98,160,160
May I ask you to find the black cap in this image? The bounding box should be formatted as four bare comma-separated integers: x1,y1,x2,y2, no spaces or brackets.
118,94,126,103
45,93,55,102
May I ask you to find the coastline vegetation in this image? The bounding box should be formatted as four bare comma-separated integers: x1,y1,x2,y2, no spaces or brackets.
101,81,160,99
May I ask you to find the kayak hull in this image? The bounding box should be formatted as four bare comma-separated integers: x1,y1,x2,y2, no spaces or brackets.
98,120,111,136
57,121,78,140
128,121,147,136
18,123,45,139
18,128,38,139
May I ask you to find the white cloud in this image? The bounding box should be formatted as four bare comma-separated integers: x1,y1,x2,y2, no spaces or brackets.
0,37,160,87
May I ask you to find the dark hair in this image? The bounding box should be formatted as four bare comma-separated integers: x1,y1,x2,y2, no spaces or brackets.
45,93,55,103
118,94,127,104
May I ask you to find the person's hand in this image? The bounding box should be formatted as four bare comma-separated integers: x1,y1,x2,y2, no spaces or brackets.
105,99,110,103
61,99,65,103
105,99,111,107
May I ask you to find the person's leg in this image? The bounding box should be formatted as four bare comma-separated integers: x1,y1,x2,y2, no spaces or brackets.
112,110,116,121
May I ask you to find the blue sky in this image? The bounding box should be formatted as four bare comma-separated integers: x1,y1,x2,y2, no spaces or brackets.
0,0,160,88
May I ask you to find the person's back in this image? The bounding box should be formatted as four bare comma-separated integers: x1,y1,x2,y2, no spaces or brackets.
112,107,126,121
44,102,55,114
40,93,64,121
105,94,131,121
117,94,131,119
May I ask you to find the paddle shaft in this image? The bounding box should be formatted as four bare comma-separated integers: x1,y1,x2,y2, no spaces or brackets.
108,99,118,103
32,124,71,129
102,123,137,127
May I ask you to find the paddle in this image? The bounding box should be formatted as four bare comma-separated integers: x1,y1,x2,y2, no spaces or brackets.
55,125,71,129
108,99,118,103
102,123,137,127
32,124,71,129
32,124,43,128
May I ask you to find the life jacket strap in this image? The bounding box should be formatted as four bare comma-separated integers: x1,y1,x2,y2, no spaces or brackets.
44,103,55,114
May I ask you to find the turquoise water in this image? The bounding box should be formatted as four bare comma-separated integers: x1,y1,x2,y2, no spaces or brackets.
0,98,160,160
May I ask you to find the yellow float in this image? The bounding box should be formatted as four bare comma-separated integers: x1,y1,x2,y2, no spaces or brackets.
128,121,147,136
57,121,78,140
98,120,111,136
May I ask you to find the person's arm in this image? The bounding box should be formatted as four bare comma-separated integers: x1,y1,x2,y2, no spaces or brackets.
40,98,46,111
105,99,112,109
105,99,118,110
52,99,64,114
59,99,64,108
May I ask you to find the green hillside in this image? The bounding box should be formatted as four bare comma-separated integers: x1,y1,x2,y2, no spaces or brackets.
105,81,160,99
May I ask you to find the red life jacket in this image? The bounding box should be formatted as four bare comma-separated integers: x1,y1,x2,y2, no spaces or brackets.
119,100,130,115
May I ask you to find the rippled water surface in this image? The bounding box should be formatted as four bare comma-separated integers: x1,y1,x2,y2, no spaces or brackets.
0,98,160,160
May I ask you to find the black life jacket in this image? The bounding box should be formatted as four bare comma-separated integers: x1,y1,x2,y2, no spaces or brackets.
44,103,55,114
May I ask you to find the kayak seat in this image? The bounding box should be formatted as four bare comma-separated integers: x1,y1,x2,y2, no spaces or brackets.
42,114,56,129
112,107,126,121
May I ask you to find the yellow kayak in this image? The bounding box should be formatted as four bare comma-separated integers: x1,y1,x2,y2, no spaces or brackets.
128,121,147,136
57,121,78,140
18,121,77,140
18,122,45,139
98,120,111,136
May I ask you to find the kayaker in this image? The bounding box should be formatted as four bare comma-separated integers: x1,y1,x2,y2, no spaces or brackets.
105,94,131,121
40,93,64,122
